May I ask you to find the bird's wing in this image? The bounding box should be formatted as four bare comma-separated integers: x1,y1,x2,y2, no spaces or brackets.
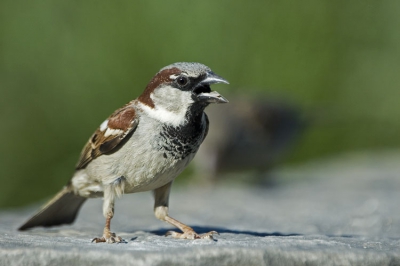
75,101,139,170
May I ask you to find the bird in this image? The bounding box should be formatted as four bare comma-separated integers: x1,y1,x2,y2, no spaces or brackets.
18,62,229,243
194,96,303,182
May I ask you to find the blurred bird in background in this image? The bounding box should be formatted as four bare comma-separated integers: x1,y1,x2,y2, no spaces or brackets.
194,94,305,183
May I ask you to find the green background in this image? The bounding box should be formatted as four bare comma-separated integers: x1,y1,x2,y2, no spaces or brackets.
1,1,400,208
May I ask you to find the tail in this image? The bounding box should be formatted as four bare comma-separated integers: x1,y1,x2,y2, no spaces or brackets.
18,186,87,231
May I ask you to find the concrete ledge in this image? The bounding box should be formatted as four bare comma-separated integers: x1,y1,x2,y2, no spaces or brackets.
1,152,400,265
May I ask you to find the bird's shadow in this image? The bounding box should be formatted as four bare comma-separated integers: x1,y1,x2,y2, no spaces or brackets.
148,226,301,238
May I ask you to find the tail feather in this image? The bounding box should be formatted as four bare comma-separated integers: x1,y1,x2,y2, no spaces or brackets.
18,186,87,231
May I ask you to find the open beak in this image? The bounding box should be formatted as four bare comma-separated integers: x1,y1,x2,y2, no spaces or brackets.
193,72,229,104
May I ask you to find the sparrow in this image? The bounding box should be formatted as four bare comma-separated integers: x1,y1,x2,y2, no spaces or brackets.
18,62,229,243
194,97,303,181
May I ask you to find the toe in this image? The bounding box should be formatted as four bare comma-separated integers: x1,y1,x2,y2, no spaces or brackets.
198,231,219,240
92,233,124,244
165,230,190,239
108,236,123,243
166,230,217,240
91,237,105,243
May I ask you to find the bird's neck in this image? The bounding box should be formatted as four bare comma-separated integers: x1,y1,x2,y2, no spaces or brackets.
138,100,207,128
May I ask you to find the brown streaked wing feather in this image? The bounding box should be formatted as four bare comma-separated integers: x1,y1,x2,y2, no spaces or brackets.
75,102,139,170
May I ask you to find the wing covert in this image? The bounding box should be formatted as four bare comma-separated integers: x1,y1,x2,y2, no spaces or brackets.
75,102,139,170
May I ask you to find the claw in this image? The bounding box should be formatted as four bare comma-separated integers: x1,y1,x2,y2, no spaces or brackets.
91,232,124,244
165,230,218,240
198,231,219,240
92,237,105,243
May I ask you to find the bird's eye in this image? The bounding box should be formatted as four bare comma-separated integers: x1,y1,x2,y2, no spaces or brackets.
176,76,189,86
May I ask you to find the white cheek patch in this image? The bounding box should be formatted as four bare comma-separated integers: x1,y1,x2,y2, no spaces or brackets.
139,103,187,127
100,119,109,131
139,86,194,127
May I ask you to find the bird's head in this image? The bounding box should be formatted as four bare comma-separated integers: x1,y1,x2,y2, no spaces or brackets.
138,62,229,126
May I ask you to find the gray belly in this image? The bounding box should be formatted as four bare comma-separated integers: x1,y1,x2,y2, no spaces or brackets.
73,113,206,197
82,126,200,194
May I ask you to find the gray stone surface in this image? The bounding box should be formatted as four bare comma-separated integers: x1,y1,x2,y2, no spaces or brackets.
1,152,400,265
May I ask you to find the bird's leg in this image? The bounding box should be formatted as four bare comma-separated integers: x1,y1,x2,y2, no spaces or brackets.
153,182,218,240
92,213,122,243
92,184,123,243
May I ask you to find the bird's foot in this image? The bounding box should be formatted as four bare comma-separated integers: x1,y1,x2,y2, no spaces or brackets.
166,230,218,240
92,232,124,244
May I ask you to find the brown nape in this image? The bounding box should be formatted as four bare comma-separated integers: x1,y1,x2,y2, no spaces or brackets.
138,67,181,108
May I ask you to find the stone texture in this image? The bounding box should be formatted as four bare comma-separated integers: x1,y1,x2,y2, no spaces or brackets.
1,151,400,265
